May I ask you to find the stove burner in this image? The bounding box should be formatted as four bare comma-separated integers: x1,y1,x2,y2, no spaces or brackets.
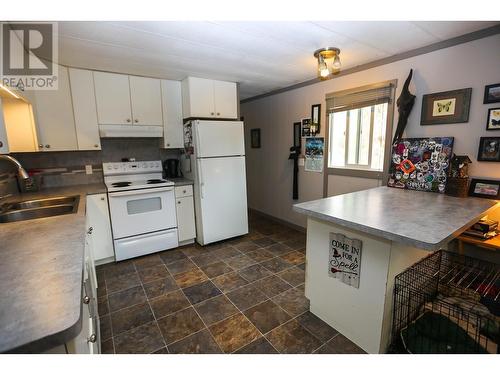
147,179,166,184
112,182,132,187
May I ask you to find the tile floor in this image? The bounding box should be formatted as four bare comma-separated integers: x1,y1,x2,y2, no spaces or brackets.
96,213,365,354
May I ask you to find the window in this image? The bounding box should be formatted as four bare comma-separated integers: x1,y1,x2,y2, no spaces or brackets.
326,83,393,173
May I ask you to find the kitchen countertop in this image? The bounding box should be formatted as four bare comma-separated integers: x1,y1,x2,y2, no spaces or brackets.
293,186,499,251
0,183,106,353
169,177,194,187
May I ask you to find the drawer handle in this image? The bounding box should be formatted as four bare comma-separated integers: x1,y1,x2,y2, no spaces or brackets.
83,295,90,304
183,190,186,193
87,333,97,343
177,201,181,204
87,227,93,234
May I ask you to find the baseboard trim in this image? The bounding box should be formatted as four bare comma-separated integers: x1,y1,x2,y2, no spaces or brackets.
249,208,305,233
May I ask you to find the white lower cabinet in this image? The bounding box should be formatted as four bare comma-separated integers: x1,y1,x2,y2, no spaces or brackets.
86,194,114,264
174,185,196,243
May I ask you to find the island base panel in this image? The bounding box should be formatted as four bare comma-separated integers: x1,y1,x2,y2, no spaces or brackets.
305,217,430,353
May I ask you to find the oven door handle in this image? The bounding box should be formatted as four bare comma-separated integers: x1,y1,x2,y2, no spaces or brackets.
108,186,174,197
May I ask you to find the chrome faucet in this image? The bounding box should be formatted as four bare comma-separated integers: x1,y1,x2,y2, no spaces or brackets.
0,155,29,179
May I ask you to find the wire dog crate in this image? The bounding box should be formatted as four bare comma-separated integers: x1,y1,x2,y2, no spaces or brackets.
392,250,499,354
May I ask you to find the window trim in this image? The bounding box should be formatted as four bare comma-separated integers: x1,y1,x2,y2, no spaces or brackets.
323,79,397,198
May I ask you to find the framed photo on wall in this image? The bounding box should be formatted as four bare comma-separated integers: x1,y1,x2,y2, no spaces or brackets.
250,128,261,148
468,179,500,199
477,137,500,162
420,88,472,125
486,107,500,131
483,83,500,104
310,104,321,136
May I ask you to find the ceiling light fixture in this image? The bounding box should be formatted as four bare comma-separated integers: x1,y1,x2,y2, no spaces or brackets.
314,47,341,79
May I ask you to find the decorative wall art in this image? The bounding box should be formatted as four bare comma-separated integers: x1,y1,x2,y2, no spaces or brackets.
420,88,472,125
329,232,362,289
483,83,500,104
304,137,324,172
293,121,302,148
477,137,500,162
468,178,500,199
310,104,321,136
388,137,454,193
250,128,261,148
392,69,416,144
301,118,311,137
486,108,500,131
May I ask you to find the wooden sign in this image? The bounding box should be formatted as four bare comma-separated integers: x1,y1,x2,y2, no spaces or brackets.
329,233,362,288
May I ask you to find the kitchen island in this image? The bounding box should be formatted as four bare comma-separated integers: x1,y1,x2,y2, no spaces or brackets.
293,186,499,353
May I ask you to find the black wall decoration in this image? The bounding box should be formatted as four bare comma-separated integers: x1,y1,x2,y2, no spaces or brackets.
392,69,416,145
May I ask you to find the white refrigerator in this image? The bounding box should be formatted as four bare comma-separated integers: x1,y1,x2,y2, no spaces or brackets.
183,120,248,245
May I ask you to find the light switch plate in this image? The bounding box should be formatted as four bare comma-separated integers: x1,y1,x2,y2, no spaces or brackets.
85,165,93,175
298,157,305,167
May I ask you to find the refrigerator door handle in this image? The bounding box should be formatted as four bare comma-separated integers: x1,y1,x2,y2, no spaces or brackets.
197,159,205,199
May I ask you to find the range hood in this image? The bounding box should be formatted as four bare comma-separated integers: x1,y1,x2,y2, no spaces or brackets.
99,125,163,138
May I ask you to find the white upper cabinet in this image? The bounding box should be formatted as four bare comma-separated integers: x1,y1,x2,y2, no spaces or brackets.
182,77,238,119
30,65,78,151
213,80,238,119
93,72,163,127
93,71,132,125
68,68,101,150
129,76,163,126
161,80,184,149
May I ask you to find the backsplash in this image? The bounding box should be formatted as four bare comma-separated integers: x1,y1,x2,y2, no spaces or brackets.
0,138,181,196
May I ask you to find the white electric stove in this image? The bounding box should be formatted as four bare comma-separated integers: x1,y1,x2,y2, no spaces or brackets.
103,160,178,261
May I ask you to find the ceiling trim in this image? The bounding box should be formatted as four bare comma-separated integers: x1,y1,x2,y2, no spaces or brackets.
240,23,500,104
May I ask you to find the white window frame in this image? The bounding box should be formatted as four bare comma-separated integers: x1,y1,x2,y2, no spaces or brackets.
323,80,397,197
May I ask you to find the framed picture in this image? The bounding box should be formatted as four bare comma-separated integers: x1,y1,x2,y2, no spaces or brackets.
486,107,500,131
483,83,500,104
477,137,500,162
468,178,500,199
310,104,321,135
250,128,261,148
301,118,311,137
420,88,472,125
293,122,302,148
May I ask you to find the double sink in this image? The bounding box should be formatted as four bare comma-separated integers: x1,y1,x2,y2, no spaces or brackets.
0,195,80,223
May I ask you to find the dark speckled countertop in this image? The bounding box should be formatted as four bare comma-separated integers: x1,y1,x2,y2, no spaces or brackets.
0,183,106,353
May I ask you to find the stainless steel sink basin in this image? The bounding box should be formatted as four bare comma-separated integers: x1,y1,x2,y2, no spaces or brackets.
0,195,80,223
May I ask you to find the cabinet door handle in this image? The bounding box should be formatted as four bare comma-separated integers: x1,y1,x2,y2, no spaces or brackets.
126,118,131,123
177,201,181,204
87,334,97,343
0,141,3,147
210,112,214,116
217,112,220,116
87,226,93,234
134,119,138,123
100,197,105,201
94,144,99,148
39,144,44,148
45,144,50,149
167,143,170,147
83,295,90,304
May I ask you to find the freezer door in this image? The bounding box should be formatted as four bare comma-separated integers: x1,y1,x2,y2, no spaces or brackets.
194,120,245,157
197,156,248,244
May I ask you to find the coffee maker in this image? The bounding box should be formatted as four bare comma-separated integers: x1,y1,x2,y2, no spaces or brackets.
163,159,182,179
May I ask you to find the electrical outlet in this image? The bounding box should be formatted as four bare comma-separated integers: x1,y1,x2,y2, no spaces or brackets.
85,165,93,175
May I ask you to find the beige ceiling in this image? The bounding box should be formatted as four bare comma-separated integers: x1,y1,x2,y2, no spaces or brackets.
56,21,498,99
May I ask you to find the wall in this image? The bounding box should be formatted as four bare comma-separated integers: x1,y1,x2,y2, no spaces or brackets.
241,34,500,228
0,139,180,195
